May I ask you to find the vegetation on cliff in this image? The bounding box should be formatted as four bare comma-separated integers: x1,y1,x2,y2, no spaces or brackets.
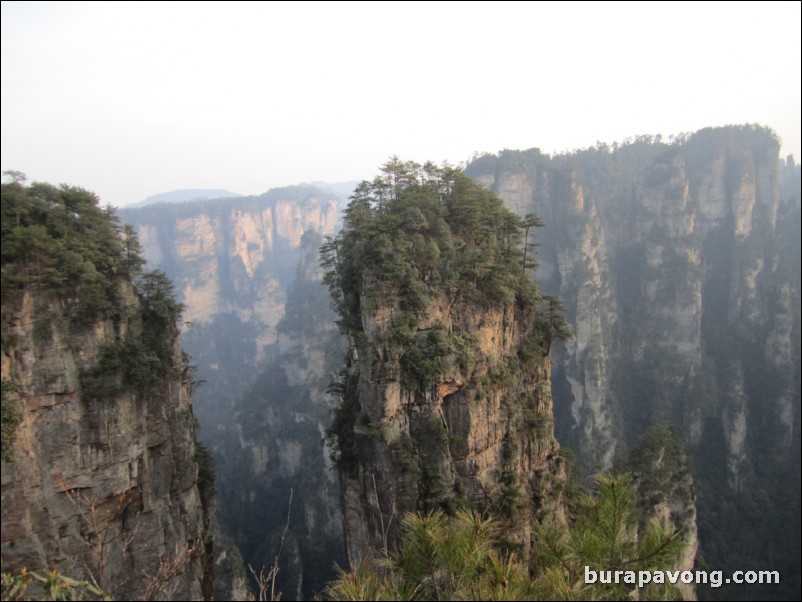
1,379,21,462
321,159,567,329
326,472,686,601
1,565,110,601
1,177,143,321
1,176,213,599
465,127,800,601
321,160,572,566
321,159,569,469
1,177,186,405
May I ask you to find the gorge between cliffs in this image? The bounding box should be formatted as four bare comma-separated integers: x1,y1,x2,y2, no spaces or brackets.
2,125,799,601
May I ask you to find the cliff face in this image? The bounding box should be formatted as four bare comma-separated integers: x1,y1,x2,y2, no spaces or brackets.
324,163,566,565
471,129,787,470
467,126,801,599
339,295,566,564
1,285,208,600
219,231,346,600
121,188,344,599
120,187,340,441
122,188,339,332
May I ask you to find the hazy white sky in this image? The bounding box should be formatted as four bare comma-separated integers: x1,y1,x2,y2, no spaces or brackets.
2,1,800,207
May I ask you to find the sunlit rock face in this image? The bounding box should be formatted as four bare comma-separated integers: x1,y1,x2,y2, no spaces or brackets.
339,291,566,565
125,190,339,355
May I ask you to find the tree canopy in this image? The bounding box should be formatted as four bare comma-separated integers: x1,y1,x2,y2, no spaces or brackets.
1,178,187,403
320,159,548,329
321,160,572,471
1,179,140,323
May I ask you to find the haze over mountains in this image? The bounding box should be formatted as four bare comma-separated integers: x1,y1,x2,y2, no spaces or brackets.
125,189,243,209
1,125,798,601
116,126,800,600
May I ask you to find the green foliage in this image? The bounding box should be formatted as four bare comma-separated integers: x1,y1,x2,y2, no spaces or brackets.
195,436,216,508
326,369,362,473
320,159,543,329
626,423,694,512
278,230,337,338
136,269,183,327
0,180,186,405
1,379,22,462
1,566,110,601
79,269,184,403
559,448,585,518
450,332,476,375
326,472,688,601
321,160,568,472
533,473,685,600
78,342,127,402
325,509,537,601
399,327,453,393
1,181,143,325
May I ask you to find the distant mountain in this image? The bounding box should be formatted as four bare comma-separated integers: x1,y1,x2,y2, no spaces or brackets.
126,184,356,210
308,180,358,200
126,188,241,208
119,185,343,598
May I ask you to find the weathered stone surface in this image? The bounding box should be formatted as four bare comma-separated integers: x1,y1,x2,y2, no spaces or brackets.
1,282,208,600
340,295,566,566
123,191,339,359
468,128,792,489
467,127,801,598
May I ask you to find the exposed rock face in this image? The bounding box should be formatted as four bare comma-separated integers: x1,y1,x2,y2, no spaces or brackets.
322,165,568,568
218,231,347,600
120,187,341,449
339,293,566,564
121,189,344,599
467,126,801,599
122,188,339,337
1,282,209,600
470,131,784,470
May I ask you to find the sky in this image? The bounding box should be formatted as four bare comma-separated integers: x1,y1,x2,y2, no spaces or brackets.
2,1,800,207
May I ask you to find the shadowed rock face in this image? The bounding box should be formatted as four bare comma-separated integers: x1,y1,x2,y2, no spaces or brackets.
216,231,348,600
467,125,801,600
1,280,209,600
121,190,343,599
469,128,786,472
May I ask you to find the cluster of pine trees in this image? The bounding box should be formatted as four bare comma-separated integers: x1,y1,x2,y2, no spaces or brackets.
327,471,688,601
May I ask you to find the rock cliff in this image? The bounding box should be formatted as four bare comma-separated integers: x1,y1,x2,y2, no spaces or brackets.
337,296,567,565
121,187,343,598
466,126,801,599
1,182,210,600
218,231,347,600
323,162,566,565
120,187,340,442
121,187,338,331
